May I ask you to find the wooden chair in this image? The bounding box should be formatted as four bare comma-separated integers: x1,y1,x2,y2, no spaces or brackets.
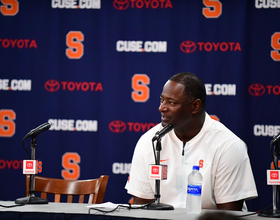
25,175,109,204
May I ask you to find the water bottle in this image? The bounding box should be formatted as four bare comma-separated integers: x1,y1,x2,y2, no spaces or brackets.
186,165,203,214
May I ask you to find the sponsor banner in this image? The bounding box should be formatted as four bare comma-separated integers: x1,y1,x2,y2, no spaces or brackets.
0,159,22,170
116,40,167,52
205,84,236,96
48,119,98,132
1,0,279,211
254,125,280,137
45,80,103,92
51,0,101,9
0,39,37,49
0,79,31,91
112,162,131,174
255,0,280,8
113,0,173,10
249,84,280,96
109,120,157,133
180,41,241,53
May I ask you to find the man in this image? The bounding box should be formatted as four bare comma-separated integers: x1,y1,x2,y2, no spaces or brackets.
125,72,258,211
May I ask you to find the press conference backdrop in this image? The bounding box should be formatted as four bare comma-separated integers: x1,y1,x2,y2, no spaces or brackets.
0,0,279,211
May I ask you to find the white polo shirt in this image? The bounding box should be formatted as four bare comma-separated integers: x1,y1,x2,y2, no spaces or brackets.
125,113,258,210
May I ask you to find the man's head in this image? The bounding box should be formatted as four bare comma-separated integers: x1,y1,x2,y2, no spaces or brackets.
159,72,206,129
169,72,206,110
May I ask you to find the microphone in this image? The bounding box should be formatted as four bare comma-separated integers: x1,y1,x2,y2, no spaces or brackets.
152,124,173,142
271,132,280,146
24,122,51,138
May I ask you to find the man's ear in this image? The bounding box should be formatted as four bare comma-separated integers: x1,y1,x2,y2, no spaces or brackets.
191,99,202,114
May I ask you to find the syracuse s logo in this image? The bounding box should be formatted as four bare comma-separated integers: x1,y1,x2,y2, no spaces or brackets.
271,32,280,61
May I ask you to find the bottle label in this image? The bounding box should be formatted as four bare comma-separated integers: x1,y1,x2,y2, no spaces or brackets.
187,184,202,196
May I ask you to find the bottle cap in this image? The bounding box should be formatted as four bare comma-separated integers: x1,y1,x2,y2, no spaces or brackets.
193,165,199,170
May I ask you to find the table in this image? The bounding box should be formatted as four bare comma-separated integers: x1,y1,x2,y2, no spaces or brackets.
0,200,277,220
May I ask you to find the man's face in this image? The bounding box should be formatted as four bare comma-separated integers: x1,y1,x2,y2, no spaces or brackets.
159,80,193,128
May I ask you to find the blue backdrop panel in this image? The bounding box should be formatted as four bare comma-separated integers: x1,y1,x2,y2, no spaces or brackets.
0,0,280,211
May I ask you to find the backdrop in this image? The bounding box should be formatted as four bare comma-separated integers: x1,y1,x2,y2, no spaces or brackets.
1,0,280,211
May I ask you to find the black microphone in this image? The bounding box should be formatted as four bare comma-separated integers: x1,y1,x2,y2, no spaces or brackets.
271,132,280,146
152,124,173,142
24,122,51,138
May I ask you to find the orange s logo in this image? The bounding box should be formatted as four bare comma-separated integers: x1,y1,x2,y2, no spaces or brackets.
66,31,84,59
131,74,150,102
0,109,16,137
199,160,204,168
271,32,280,61
0,0,19,16
61,152,80,180
210,115,219,121
37,160,42,173
202,0,222,18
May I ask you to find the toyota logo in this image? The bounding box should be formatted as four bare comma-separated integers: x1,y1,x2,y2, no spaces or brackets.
271,171,279,179
113,0,129,10
152,167,159,174
45,80,60,92
180,41,196,53
109,120,127,133
26,162,33,169
27,163,32,167
248,84,265,96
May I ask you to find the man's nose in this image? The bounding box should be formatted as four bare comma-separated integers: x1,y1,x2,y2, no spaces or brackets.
159,101,167,112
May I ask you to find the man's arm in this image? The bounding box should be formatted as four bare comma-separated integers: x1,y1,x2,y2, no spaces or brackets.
216,199,244,211
132,196,154,205
133,196,244,210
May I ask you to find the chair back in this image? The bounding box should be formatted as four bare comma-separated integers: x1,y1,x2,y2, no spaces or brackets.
26,175,109,204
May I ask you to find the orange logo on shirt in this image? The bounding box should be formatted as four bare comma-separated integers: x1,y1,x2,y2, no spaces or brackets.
199,160,204,168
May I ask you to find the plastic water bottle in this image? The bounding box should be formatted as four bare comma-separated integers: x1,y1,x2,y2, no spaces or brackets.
186,165,203,214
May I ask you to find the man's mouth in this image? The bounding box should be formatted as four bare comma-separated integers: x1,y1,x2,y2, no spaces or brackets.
161,115,170,122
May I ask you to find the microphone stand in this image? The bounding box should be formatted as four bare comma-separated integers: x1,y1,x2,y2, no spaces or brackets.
15,137,48,204
259,141,280,217
147,138,174,210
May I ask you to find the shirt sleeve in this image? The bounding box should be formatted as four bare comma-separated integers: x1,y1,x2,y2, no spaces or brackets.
213,140,258,204
125,135,155,199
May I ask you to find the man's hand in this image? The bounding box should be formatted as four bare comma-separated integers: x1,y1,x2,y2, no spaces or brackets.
216,199,244,211
132,196,154,205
